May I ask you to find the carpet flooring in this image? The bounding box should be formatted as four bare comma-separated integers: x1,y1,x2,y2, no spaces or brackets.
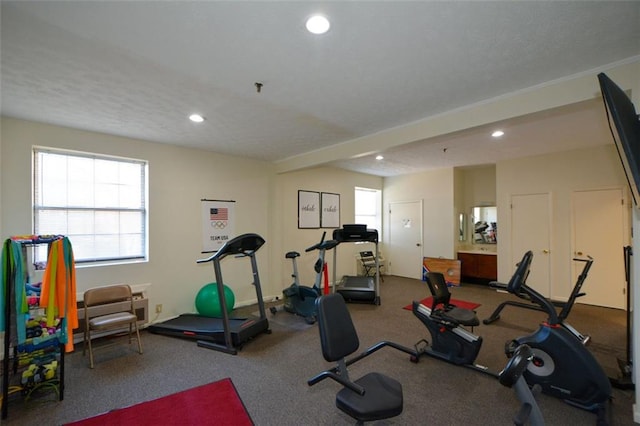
3,275,635,425
253,305,316,331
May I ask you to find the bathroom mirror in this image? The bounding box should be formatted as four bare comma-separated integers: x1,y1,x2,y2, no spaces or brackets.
471,206,497,244
459,213,466,241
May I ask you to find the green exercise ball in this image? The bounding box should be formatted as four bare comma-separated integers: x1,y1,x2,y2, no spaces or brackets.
195,282,235,318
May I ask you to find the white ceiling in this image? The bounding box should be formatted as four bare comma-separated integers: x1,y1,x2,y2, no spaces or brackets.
1,1,639,177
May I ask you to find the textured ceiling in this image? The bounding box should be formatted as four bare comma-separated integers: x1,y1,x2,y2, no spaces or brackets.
1,1,639,176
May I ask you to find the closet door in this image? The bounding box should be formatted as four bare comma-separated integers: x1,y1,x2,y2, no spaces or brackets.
572,188,627,309
510,193,552,297
388,200,423,279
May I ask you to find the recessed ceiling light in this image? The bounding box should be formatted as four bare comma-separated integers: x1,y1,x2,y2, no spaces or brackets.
306,15,330,34
189,114,205,123
375,155,384,161
491,130,504,138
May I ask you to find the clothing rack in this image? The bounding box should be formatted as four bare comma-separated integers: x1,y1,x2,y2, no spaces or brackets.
1,235,75,419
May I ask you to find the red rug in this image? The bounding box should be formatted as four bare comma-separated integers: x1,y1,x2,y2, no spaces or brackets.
403,297,481,311
65,378,253,426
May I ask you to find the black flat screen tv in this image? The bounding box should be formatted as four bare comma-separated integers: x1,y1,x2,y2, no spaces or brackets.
598,72,640,207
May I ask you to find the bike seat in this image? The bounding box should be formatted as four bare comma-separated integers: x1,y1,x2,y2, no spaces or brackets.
433,305,480,327
285,251,300,259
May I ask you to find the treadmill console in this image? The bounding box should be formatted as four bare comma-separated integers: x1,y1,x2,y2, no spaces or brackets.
333,225,378,243
197,233,266,263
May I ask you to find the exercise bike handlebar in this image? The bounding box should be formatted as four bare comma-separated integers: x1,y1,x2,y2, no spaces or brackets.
557,255,593,320
305,231,340,252
305,231,325,252
507,251,560,325
307,371,365,395
307,340,418,395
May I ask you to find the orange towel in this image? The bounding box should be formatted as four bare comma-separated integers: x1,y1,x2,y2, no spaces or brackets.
41,238,78,352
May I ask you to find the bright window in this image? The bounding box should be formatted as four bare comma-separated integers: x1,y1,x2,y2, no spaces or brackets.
33,147,148,265
355,187,382,234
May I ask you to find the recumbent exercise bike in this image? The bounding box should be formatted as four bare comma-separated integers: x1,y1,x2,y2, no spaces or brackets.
412,250,611,417
309,293,544,425
483,255,594,346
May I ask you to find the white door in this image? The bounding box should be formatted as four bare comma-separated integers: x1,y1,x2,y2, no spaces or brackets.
572,189,627,309
388,201,423,279
511,193,552,296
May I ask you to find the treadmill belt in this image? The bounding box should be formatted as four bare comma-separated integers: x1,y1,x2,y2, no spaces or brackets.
337,276,378,304
341,276,374,289
151,313,246,333
148,313,269,347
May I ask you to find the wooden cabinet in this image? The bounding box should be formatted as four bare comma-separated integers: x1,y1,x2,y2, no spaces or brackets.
457,252,497,284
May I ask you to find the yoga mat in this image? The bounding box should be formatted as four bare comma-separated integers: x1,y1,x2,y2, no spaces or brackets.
65,378,253,426
403,297,480,311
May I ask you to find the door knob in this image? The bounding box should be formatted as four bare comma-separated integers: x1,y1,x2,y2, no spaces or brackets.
416,243,421,247
576,251,583,256
542,249,549,254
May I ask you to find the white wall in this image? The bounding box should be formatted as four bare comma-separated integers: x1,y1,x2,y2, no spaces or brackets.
462,166,497,208
383,168,455,259
274,166,383,288
0,117,275,321
497,144,629,300
381,147,629,303
0,125,383,325
4,120,629,310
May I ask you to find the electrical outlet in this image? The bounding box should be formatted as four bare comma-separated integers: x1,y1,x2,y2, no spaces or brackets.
155,304,162,313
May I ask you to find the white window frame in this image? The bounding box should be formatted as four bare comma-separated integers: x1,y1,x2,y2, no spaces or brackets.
33,147,149,266
355,187,382,236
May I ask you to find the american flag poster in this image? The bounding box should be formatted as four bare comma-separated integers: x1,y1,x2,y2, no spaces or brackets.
201,199,236,252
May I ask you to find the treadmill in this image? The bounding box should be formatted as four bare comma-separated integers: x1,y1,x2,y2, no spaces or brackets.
148,233,270,355
332,225,380,305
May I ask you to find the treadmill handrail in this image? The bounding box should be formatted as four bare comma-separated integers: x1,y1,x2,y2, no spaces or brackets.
197,233,265,263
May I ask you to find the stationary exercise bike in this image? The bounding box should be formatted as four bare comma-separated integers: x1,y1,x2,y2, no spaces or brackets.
483,255,593,345
412,250,611,417
271,232,338,324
